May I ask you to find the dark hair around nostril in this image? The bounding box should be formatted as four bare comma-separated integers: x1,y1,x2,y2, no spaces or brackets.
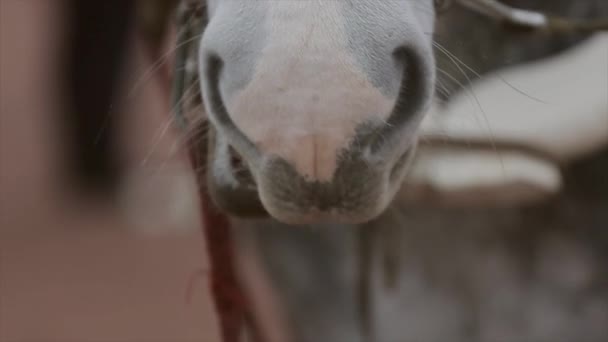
259,153,385,212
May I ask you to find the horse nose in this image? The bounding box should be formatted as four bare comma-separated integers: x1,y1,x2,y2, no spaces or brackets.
198,1,436,223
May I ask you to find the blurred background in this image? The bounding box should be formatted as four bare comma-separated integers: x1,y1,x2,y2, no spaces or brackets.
0,1,606,342
1,1,220,341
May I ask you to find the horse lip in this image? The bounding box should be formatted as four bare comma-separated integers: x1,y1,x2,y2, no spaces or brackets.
262,207,382,225
210,142,410,223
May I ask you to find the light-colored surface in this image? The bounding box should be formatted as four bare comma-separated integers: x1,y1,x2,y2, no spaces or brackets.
411,149,560,192
421,33,608,163
404,145,561,205
409,33,608,205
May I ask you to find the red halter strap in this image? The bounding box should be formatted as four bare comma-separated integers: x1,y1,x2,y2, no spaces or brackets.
198,189,247,342
188,146,260,342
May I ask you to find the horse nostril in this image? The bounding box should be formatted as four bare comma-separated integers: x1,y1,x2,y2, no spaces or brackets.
204,54,231,126
202,53,261,164
365,46,433,154
388,47,430,128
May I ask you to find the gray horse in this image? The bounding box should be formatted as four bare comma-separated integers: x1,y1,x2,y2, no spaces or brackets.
191,1,608,341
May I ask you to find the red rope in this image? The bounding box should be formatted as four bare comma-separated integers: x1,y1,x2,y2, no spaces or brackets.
188,149,249,342
200,192,248,342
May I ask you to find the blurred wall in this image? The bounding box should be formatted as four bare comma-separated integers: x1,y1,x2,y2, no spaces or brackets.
0,1,219,341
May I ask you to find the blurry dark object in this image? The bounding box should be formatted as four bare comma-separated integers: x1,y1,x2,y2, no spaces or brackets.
137,0,178,55
457,0,608,33
62,0,136,195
